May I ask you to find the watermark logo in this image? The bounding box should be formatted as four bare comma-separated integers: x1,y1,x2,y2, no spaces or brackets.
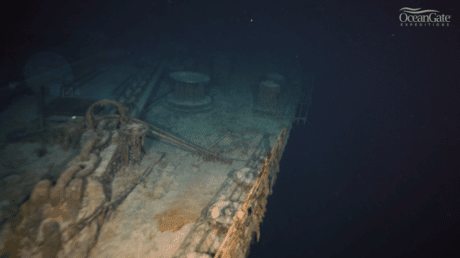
399,7,451,27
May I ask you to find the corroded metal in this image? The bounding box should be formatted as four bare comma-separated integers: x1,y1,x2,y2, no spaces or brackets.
214,127,290,258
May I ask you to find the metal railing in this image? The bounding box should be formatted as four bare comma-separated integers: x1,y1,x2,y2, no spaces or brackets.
293,72,314,125
214,126,291,258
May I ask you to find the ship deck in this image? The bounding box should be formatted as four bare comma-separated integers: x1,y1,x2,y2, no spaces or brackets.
0,56,306,258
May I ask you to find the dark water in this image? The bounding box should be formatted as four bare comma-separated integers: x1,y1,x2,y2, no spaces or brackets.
249,1,459,257
2,0,459,257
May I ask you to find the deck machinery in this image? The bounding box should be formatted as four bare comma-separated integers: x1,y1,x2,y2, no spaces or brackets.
0,56,313,258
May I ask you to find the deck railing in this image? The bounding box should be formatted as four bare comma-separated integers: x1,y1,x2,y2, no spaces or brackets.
214,126,291,258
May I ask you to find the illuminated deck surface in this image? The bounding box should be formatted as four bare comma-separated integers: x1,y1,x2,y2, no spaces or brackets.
0,59,301,258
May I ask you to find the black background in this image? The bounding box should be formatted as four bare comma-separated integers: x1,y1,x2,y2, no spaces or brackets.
1,0,459,257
